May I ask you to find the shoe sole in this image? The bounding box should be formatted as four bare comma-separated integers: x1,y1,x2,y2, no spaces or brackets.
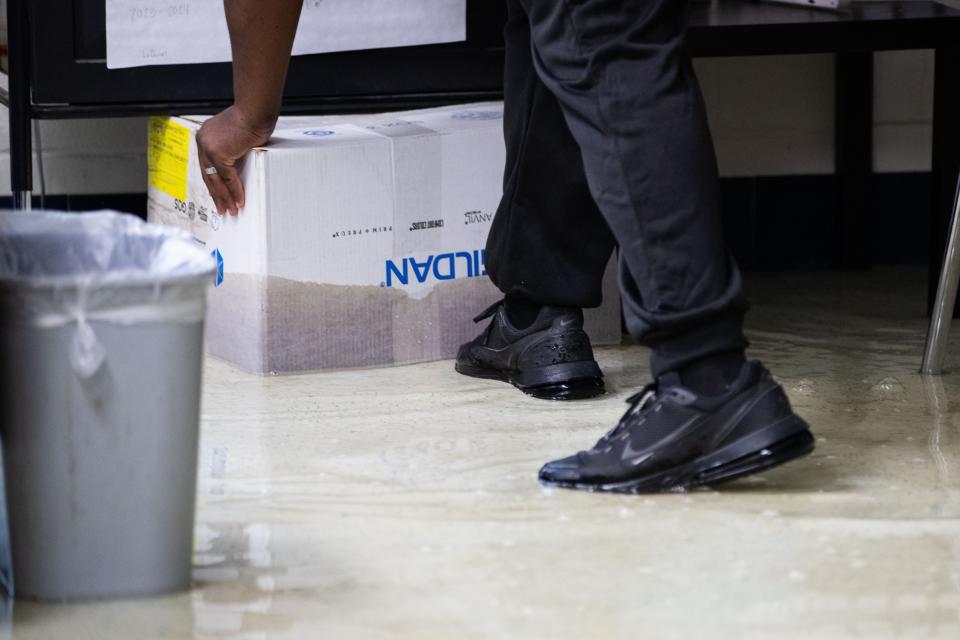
455,360,605,401
541,414,814,493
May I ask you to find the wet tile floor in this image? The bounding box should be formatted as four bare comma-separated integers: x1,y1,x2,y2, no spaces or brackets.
5,267,960,639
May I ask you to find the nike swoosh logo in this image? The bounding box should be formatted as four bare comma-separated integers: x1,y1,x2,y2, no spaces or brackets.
559,317,577,328
622,448,654,467
620,415,699,466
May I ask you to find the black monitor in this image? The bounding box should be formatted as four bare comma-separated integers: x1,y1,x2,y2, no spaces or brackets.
29,0,507,116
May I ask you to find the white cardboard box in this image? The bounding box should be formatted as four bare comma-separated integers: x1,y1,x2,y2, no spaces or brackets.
147,103,621,374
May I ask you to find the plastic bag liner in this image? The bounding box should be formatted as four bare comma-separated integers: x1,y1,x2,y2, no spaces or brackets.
0,210,216,378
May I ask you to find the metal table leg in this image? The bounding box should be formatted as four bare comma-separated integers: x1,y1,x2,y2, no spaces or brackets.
834,51,874,269
922,171,960,375
11,191,32,211
7,0,33,211
928,46,960,313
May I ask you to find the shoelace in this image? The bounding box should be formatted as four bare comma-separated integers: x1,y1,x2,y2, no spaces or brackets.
471,299,504,344
594,381,660,449
473,299,504,324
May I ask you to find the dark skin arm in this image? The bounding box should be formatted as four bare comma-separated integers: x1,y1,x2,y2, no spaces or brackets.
197,0,304,216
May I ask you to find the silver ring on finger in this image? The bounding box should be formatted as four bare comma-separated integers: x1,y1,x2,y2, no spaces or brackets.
204,166,219,176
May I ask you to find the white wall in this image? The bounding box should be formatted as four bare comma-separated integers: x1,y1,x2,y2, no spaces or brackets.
697,54,838,176
873,49,936,172
1,0,955,195
697,49,936,177
0,108,148,195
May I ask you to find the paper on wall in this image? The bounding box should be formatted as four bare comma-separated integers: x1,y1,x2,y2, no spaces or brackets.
105,0,466,70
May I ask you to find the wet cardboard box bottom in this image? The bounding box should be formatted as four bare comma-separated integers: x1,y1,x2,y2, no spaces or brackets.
207,269,622,375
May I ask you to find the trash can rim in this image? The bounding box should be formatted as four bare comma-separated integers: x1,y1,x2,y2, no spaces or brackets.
0,209,217,290
0,268,216,291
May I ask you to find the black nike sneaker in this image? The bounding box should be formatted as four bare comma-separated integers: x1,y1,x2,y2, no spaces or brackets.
455,300,605,400
539,361,814,492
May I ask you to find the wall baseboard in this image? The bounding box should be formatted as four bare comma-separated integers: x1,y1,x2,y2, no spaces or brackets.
0,193,148,219
719,172,930,268
1,171,932,268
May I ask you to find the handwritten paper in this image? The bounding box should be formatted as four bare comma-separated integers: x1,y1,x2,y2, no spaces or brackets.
106,0,466,69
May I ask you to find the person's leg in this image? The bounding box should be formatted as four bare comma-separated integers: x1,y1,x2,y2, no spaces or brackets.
485,0,616,313
516,0,814,491
455,0,613,401
517,0,746,377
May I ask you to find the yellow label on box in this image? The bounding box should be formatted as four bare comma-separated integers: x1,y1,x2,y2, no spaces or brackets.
148,116,190,202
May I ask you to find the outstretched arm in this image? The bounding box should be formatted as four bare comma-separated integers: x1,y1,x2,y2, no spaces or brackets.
197,0,304,216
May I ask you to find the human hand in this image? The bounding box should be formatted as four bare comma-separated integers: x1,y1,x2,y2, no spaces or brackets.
195,106,273,216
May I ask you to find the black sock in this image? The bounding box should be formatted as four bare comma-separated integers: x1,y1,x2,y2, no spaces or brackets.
504,295,542,330
677,350,747,396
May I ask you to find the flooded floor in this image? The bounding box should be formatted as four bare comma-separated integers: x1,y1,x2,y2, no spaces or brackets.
6,267,960,639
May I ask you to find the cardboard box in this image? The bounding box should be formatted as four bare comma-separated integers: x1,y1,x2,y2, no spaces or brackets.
147,103,621,374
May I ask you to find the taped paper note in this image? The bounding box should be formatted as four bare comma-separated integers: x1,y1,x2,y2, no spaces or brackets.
106,0,466,69
148,116,190,201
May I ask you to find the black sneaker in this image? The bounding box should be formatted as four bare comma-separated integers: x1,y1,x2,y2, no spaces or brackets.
539,361,814,492
455,300,605,400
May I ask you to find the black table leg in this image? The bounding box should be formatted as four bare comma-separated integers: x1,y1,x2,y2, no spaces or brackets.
834,51,874,269
7,0,32,210
929,46,960,315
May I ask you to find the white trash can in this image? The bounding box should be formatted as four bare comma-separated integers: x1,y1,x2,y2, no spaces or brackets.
0,210,215,601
